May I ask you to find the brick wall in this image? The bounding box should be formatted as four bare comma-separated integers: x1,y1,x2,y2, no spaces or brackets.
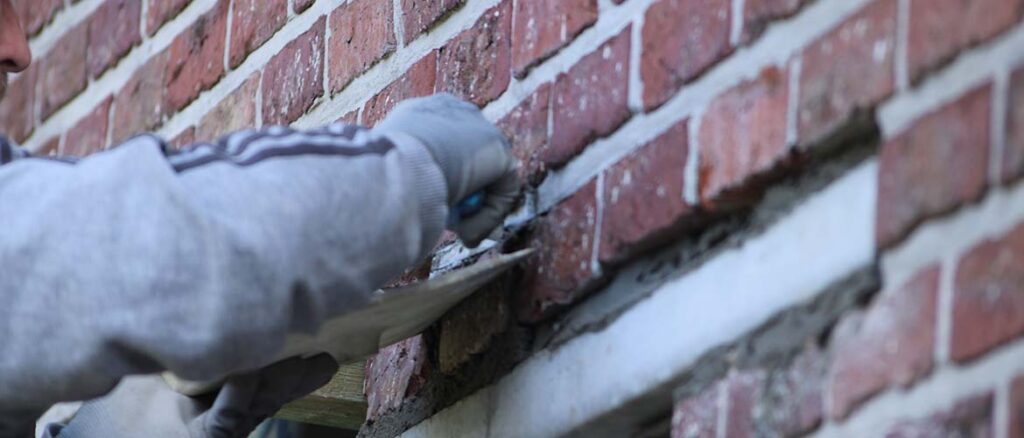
4,0,1023,436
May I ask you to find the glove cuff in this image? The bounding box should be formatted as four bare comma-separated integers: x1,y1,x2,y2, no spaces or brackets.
386,132,449,260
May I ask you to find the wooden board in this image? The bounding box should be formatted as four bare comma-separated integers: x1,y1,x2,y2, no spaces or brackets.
274,361,367,430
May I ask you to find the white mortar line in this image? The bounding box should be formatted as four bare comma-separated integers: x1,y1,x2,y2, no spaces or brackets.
628,15,645,113
879,23,1024,138
894,0,909,92
392,0,405,47
535,0,873,212
684,110,703,205
140,0,149,38
992,68,1010,184
322,5,331,98
255,72,264,128
880,177,1024,291
590,172,605,275
814,339,1024,437
730,0,744,47
26,0,104,60
224,0,234,73
104,98,115,149
996,379,1011,438
934,254,955,363
785,56,802,146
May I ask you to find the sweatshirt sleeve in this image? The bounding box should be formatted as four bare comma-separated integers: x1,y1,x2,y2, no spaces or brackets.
0,125,448,417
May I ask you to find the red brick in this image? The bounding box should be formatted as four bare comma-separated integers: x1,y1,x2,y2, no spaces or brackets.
518,180,600,323
1005,66,1024,184
294,0,316,12
0,66,36,143
511,0,598,78
336,109,360,125
725,346,826,437
876,85,991,248
742,0,807,44
886,393,994,437
950,222,1024,363
262,18,326,126
11,0,63,36
797,0,897,147
169,126,196,149
548,28,631,167
147,0,190,36
364,335,430,421
229,0,288,68
197,73,260,140
112,52,169,144
725,370,763,438
438,283,510,374
362,52,437,127
88,0,142,78
400,0,464,44
1011,374,1024,438
435,0,512,106
37,137,60,156
497,83,551,184
65,97,112,156
671,384,720,438
907,0,1022,84
699,66,791,206
38,21,89,120
600,120,691,264
165,0,228,114
827,266,940,420
641,0,733,111
328,0,396,93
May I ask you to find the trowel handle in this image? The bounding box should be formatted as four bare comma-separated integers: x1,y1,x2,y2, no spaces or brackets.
448,191,485,227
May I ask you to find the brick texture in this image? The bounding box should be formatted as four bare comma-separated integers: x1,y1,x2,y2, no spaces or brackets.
951,222,1024,363
229,0,288,69
497,82,551,184
328,0,396,94
511,0,598,78
147,0,191,36
876,85,991,248
435,0,512,106
112,52,168,144
401,0,464,44
725,346,826,437
907,0,1022,84
65,97,112,156
438,283,511,374
1005,66,1024,184
518,180,600,323
699,66,791,206
262,18,326,126
886,393,994,437
827,266,939,420
0,67,36,143
362,52,437,127
164,0,228,113
742,0,807,44
294,0,315,13
364,335,430,421
1012,374,1024,438
671,384,720,438
548,28,631,168
87,0,142,78
39,21,89,120
12,0,63,36
798,0,897,147
600,120,691,265
169,126,196,149
197,73,261,140
642,0,733,111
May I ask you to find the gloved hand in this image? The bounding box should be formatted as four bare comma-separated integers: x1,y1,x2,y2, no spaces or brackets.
375,93,521,248
54,354,338,438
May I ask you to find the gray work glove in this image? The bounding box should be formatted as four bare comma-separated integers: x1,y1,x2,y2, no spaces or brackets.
375,93,521,248
54,354,338,438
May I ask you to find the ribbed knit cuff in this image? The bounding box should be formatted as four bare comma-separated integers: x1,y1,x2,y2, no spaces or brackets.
386,132,449,259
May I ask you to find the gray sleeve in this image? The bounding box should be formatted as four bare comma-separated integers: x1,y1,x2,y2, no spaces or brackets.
0,126,448,417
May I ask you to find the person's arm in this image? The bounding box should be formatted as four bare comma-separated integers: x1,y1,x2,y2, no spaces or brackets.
0,95,518,424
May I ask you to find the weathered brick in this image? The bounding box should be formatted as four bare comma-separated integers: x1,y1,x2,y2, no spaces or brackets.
600,120,691,264
725,346,826,437
147,0,191,36
1011,374,1024,438
39,21,89,120
328,0,396,93
229,0,288,68
169,126,196,149
742,0,807,44
65,97,111,156
699,66,791,206
518,179,600,323
38,137,60,156
798,0,897,147
435,0,512,106
88,0,142,78
1005,66,1024,184
197,73,260,141
827,266,939,420
439,282,510,374
400,0,464,44
362,52,437,127
548,28,631,167
294,0,316,12
165,0,228,114
671,384,720,438
886,393,994,437
511,0,598,78
12,0,62,36
0,66,36,143
876,85,990,248
497,83,551,184
112,52,168,144
907,0,1022,84
262,18,326,126
336,109,360,125
951,222,1024,363
641,0,732,111
725,370,764,438
364,335,430,421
